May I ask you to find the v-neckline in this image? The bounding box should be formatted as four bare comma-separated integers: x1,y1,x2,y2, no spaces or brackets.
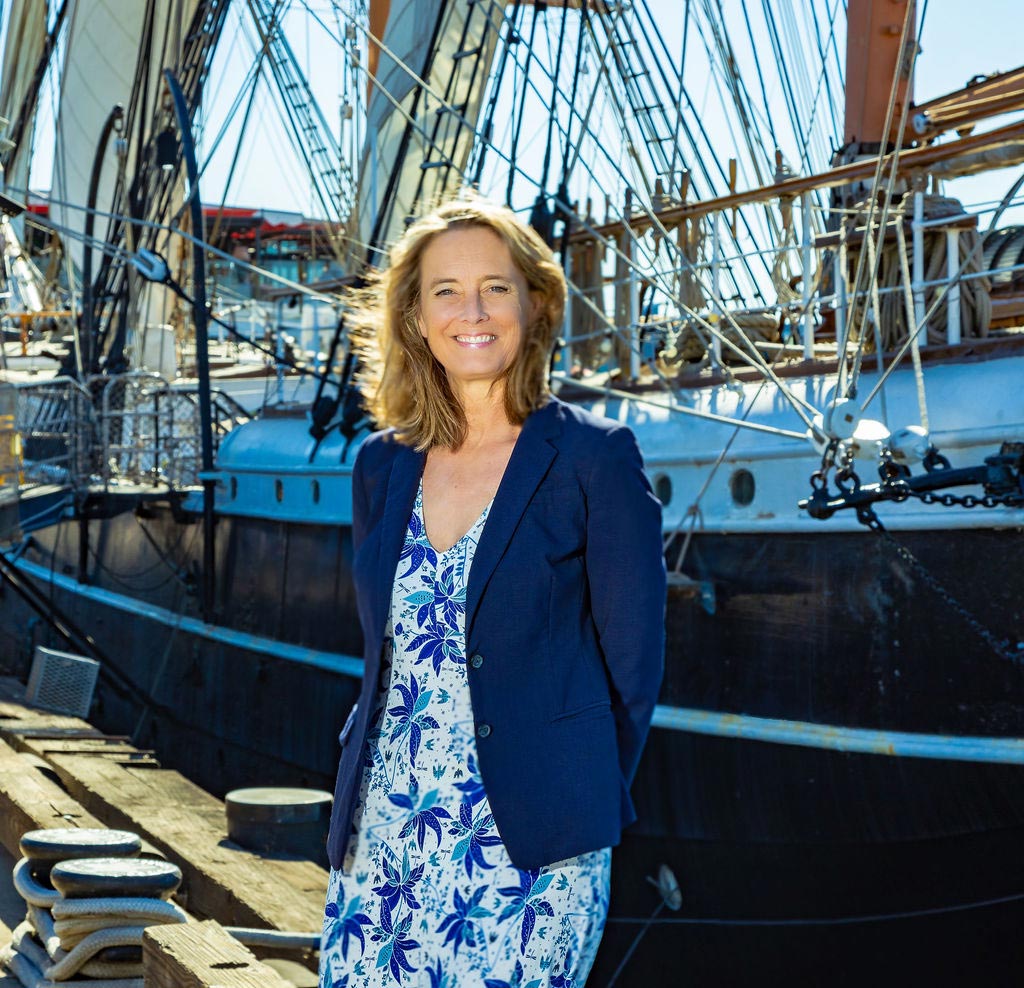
417,480,493,556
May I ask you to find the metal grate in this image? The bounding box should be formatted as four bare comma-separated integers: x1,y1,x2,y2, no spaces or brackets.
25,647,100,718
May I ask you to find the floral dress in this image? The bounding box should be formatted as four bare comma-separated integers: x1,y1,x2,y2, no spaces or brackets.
320,482,610,988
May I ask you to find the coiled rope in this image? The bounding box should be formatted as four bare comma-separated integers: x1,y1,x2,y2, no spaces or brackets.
847,193,992,353
0,857,187,986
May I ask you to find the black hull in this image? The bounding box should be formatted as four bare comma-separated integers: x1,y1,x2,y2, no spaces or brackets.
3,506,1024,984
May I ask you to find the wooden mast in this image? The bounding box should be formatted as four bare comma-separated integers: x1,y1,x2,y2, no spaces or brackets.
841,0,916,160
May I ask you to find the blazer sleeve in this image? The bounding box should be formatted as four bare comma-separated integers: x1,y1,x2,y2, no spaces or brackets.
584,425,666,785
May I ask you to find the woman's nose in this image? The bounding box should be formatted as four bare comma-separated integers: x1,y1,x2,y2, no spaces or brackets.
463,292,488,323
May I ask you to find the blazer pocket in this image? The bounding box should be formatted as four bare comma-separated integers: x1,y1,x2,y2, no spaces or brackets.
551,699,611,723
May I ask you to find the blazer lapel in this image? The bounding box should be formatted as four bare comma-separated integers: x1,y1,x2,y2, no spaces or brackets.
373,441,425,643
465,401,562,636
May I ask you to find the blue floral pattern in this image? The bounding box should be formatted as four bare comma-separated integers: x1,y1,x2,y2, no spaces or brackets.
321,482,610,987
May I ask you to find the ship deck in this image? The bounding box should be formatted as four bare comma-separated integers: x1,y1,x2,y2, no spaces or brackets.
0,677,321,986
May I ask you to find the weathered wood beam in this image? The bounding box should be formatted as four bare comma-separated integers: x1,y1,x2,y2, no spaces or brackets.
142,920,295,988
571,118,1024,242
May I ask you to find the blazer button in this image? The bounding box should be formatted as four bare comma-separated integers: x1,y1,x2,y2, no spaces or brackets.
476,723,492,738
469,653,484,669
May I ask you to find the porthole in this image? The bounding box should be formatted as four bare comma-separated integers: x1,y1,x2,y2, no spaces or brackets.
312,479,321,504
653,473,672,507
730,469,755,506
229,476,237,500
275,479,284,503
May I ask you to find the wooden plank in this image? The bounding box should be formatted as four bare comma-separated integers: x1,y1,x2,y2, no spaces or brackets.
0,739,106,858
44,753,327,934
142,920,294,988
19,737,160,767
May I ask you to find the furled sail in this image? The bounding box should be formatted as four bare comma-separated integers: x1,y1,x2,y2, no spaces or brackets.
0,0,48,217
50,0,202,277
353,0,505,262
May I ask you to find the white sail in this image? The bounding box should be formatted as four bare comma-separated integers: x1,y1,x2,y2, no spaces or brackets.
353,0,505,259
50,0,201,278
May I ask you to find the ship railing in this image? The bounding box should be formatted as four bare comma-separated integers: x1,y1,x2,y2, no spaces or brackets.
8,376,92,488
6,373,250,495
562,188,1021,380
91,372,251,490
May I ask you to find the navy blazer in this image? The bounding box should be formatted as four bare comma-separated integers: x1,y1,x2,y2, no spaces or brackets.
326,396,666,871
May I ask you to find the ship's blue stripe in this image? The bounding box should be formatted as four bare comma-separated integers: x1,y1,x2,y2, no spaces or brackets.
651,705,1024,764
12,556,1024,765
11,556,364,678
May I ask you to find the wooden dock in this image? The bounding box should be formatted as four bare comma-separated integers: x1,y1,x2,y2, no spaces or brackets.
0,677,324,986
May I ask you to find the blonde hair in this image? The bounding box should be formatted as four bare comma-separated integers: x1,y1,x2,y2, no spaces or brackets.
351,195,566,450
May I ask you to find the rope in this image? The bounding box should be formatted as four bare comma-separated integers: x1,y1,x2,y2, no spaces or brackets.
845,194,992,353
3,857,186,986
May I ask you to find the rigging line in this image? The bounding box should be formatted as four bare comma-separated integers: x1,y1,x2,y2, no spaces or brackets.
842,0,920,397
537,0,570,195
699,0,773,180
598,7,770,301
758,0,810,173
805,0,843,144
666,0,690,194
662,373,775,566
555,376,806,441
303,0,568,226
893,219,929,433
231,13,335,203
555,0,586,190
206,13,274,246
45,2,81,368
411,0,491,210
634,3,772,297
608,2,685,182
794,0,841,167
856,215,992,418
471,0,522,185
738,0,779,151
25,191,344,305
506,5,544,205
779,0,829,171
550,169,819,416
559,206,819,426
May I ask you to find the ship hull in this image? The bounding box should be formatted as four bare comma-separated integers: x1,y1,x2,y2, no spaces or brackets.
3,506,1023,984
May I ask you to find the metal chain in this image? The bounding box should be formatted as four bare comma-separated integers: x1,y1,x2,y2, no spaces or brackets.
901,488,1024,510
856,505,1021,664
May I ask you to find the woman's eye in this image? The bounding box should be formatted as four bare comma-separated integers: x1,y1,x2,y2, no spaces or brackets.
486,284,510,294
434,288,455,297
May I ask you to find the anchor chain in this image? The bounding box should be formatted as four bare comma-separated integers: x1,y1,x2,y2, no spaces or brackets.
801,442,1024,664
851,502,1020,665
801,442,1024,520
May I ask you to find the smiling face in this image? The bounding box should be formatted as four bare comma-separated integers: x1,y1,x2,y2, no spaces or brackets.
417,225,538,402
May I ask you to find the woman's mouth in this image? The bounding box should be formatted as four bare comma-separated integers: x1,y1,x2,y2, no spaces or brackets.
454,334,497,347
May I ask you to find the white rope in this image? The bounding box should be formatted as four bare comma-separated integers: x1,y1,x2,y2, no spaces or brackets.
4,859,187,986
894,220,931,434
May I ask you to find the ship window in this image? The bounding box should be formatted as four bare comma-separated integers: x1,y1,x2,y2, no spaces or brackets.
230,476,237,500
275,479,284,503
312,479,321,504
653,473,672,506
730,469,755,506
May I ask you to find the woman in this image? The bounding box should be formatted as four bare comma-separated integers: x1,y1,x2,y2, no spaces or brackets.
320,197,666,987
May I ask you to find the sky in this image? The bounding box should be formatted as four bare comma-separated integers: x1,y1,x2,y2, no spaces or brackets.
8,0,1024,219
186,0,1024,218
